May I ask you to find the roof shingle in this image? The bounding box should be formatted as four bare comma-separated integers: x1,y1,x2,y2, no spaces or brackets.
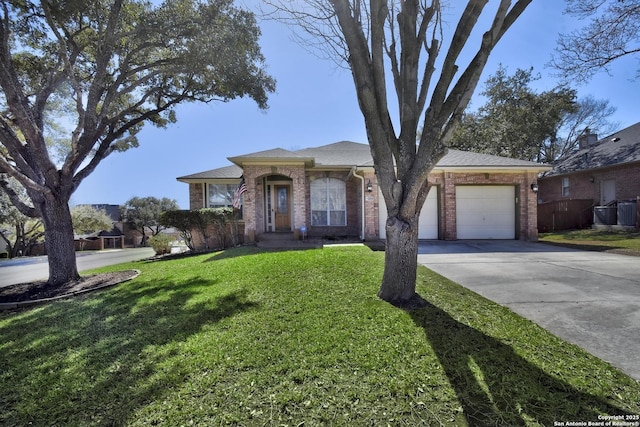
545,122,640,177
177,164,243,180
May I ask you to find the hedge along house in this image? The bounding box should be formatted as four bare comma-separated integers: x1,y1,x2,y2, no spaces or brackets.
177,141,551,243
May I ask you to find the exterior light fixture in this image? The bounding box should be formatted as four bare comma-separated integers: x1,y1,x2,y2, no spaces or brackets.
530,183,539,193
366,180,373,192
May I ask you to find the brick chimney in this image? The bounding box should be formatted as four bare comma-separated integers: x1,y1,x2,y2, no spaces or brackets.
578,128,598,149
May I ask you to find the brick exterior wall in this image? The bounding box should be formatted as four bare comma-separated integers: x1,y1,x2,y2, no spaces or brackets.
538,163,640,205
362,171,378,239
187,168,542,242
188,183,205,209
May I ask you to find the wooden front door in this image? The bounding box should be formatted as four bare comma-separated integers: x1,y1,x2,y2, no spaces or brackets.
274,185,291,231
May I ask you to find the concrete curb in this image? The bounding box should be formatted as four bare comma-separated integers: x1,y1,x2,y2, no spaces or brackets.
0,269,141,311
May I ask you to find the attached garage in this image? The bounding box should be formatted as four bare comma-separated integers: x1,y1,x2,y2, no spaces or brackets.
379,186,439,239
456,185,516,239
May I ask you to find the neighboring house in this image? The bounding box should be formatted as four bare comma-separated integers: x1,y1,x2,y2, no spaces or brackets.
93,204,124,232
74,204,125,250
177,141,550,242
538,122,640,229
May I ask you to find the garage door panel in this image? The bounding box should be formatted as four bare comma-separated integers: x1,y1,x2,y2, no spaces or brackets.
418,188,438,239
456,186,515,239
379,186,438,239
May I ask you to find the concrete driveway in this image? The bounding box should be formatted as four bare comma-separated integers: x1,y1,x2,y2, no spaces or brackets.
417,240,640,381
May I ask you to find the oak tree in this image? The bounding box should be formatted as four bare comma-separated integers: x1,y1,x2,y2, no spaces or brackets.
449,66,576,162
0,0,275,286
449,67,619,163
121,196,179,246
70,205,114,236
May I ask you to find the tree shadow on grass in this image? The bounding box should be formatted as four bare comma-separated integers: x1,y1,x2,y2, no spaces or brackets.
204,245,266,262
0,277,259,425
409,302,631,426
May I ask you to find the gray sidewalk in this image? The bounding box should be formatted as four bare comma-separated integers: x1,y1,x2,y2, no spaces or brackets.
417,240,640,381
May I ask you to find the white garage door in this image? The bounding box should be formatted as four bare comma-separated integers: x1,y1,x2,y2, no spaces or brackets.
456,185,515,239
379,186,438,239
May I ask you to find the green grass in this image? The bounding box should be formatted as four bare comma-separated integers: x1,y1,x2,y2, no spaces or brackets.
1,246,639,426
540,229,640,254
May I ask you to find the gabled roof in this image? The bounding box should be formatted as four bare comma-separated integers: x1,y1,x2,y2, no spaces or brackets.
295,141,374,167
544,121,640,177
228,148,314,167
177,141,549,181
177,164,243,181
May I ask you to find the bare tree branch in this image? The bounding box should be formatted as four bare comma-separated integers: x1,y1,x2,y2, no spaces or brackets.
552,0,640,83
263,0,534,306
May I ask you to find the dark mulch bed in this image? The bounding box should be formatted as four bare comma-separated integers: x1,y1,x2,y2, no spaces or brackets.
0,270,139,304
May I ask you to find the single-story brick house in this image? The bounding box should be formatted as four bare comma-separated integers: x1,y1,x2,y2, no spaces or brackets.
538,122,640,228
177,141,550,242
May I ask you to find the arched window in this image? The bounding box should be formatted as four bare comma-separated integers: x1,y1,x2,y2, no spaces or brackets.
310,178,346,226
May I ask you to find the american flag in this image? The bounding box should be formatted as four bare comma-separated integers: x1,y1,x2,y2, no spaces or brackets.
232,177,247,209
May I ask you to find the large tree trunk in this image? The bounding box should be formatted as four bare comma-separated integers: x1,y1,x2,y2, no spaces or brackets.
378,213,428,309
41,196,80,286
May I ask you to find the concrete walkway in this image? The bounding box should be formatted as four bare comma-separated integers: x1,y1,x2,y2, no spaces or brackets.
417,240,640,381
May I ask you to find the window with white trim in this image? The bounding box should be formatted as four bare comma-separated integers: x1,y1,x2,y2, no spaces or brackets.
310,178,346,226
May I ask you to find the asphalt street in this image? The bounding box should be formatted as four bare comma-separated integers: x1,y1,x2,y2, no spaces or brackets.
0,247,155,287
417,240,640,381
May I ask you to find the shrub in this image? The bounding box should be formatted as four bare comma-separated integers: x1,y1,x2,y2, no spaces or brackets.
159,210,200,251
148,234,172,255
160,208,237,251
197,207,235,249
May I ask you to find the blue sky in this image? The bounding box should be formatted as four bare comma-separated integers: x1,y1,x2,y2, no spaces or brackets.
71,1,640,209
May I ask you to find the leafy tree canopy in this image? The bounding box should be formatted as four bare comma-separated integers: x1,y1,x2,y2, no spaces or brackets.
70,205,113,235
0,179,44,257
449,66,619,163
122,196,179,243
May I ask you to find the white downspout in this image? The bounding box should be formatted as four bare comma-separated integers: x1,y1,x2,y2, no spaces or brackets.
350,167,366,240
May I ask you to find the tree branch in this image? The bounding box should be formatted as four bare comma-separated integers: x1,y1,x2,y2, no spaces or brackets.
0,176,39,218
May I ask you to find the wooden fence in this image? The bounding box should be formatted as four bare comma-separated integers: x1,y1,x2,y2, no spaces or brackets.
537,199,594,232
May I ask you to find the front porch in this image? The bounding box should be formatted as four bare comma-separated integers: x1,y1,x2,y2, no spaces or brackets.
242,167,308,242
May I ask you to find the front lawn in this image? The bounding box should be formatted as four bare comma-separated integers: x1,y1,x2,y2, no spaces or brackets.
540,229,640,255
1,246,638,425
